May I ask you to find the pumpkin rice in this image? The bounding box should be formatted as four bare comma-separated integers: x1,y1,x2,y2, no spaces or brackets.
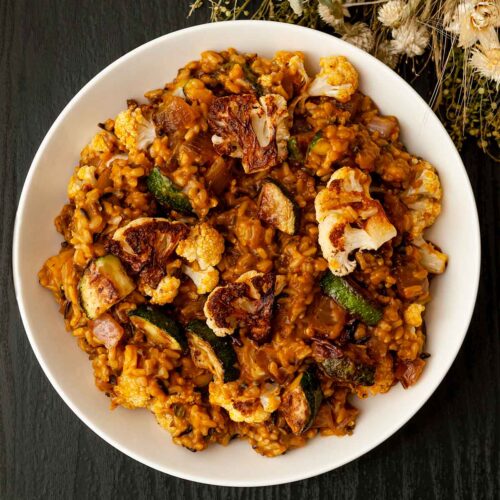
39,49,447,456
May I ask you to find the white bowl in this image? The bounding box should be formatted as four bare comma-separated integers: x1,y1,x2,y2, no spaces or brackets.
13,21,480,486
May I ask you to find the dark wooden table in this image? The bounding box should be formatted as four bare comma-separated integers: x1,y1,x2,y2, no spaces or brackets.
1,1,498,498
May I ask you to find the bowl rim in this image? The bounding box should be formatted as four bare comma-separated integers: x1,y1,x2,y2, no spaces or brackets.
12,20,481,487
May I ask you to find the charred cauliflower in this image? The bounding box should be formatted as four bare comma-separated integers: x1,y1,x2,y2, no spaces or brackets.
208,93,290,174
209,381,280,424
106,217,188,290
307,56,359,103
315,167,397,276
401,160,442,238
413,236,448,274
203,271,275,343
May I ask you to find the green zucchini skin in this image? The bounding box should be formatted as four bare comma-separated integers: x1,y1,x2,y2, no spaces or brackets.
300,368,323,432
320,271,383,326
79,255,135,320
282,367,323,434
186,320,239,382
129,305,187,351
147,167,194,215
307,131,323,155
258,178,300,235
287,137,304,163
320,356,375,386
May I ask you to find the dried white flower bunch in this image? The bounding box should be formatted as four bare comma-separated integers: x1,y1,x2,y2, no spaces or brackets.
444,0,500,85
189,0,500,155
313,0,500,86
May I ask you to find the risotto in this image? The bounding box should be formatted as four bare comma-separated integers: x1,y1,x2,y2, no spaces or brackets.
39,49,448,456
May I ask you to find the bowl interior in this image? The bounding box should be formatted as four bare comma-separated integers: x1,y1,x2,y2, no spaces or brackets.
13,21,480,486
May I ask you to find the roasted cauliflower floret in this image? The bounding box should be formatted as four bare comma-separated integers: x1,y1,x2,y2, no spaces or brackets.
114,107,156,153
106,217,189,289
404,303,425,328
176,223,224,270
285,53,310,90
89,130,115,154
204,271,275,342
400,160,442,238
315,167,397,276
80,130,116,164
67,165,97,200
208,93,290,174
183,264,219,295
413,236,448,274
251,94,290,162
209,381,279,424
142,274,181,305
258,51,311,97
113,346,151,409
307,56,359,103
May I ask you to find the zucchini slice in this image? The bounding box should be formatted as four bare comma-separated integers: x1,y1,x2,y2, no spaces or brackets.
320,356,375,386
147,167,193,215
320,271,383,326
281,368,322,435
129,305,186,350
257,179,299,235
287,137,303,163
186,320,239,382
79,255,135,320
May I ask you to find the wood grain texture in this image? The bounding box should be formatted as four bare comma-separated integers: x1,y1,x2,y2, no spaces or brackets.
0,1,498,498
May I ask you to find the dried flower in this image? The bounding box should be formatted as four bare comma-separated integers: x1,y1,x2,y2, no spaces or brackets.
318,0,350,29
188,0,500,159
470,46,500,85
391,20,430,57
289,0,304,16
378,0,408,28
342,22,375,52
446,1,500,49
471,1,500,29
376,40,400,69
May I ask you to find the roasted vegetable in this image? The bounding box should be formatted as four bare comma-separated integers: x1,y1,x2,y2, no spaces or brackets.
106,217,189,294
307,56,359,103
129,305,186,350
186,320,239,382
287,137,303,162
320,271,382,326
307,131,323,155
203,271,275,343
205,157,233,195
320,356,375,386
312,339,375,386
315,167,396,276
394,357,426,389
153,94,196,135
208,93,289,174
79,255,135,320
281,368,322,434
147,167,193,215
258,179,299,235
89,313,124,349
400,160,442,238
114,108,156,153
209,381,279,423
